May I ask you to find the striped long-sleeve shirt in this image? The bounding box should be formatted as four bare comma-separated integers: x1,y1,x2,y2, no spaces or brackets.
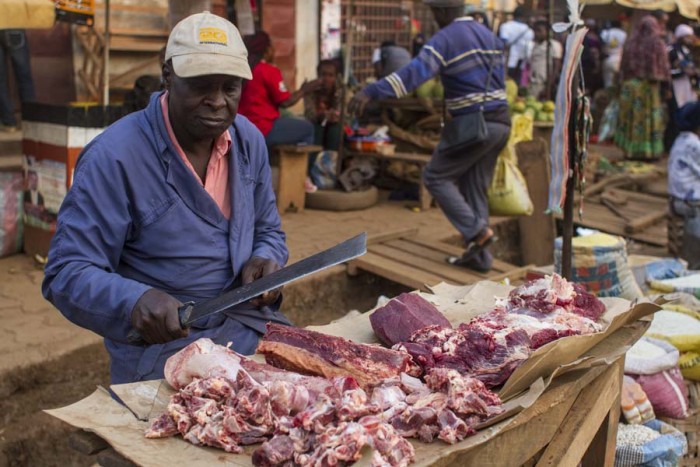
363,17,508,117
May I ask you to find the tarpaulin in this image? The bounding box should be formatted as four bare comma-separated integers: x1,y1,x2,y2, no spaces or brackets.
0,0,54,29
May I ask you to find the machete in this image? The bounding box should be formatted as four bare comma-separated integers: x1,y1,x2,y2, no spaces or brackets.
127,232,367,345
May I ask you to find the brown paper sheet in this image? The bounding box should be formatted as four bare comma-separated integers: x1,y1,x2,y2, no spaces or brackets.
46,280,659,466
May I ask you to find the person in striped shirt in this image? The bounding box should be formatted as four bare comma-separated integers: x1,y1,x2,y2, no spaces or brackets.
349,0,511,272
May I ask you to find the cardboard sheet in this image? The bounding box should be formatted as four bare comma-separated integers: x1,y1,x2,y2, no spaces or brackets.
46,280,660,466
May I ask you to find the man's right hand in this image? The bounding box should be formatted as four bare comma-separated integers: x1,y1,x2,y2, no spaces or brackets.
131,289,188,344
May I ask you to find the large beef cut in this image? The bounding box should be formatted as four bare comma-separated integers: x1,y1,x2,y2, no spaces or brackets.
370,293,452,346
257,323,421,388
390,274,606,388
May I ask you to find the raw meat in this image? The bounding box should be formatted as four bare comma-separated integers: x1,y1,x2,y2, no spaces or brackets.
164,338,244,390
396,324,531,388
257,323,421,388
148,339,505,465
164,338,338,398
390,274,606,388
370,293,451,346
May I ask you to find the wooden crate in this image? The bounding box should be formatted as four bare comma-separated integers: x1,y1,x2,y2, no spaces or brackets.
348,229,531,291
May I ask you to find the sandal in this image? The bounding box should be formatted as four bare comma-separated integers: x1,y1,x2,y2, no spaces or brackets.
446,228,498,268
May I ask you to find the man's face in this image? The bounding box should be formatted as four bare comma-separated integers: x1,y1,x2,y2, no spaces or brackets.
164,64,242,140
319,65,336,90
658,13,669,28
682,34,696,47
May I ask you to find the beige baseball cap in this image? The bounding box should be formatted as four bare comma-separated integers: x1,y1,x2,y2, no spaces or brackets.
165,11,252,80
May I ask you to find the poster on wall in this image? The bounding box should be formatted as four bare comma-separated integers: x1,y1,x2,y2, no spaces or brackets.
22,156,64,232
55,0,95,27
321,0,342,59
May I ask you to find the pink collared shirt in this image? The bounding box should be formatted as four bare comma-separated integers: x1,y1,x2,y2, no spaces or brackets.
160,93,232,219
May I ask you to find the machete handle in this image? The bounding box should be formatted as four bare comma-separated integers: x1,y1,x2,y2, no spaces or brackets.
126,301,196,346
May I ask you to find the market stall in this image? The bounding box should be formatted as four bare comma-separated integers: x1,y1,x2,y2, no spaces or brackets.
47,275,660,466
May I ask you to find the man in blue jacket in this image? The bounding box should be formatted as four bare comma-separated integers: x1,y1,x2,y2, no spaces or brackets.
349,0,510,272
42,12,289,384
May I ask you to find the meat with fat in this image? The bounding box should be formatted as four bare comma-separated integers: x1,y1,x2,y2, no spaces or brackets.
370,292,452,346
257,323,421,388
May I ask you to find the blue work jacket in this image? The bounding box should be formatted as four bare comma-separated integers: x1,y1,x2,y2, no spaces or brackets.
42,92,289,384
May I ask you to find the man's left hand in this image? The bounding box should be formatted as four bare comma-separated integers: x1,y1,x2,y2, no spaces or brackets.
241,256,282,307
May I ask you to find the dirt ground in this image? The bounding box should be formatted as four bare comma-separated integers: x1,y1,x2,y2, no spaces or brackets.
0,343,110,467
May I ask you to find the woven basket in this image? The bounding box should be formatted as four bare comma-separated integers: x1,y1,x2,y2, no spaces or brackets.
660,380,700,466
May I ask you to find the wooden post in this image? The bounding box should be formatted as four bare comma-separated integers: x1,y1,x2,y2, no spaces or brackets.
336,0,354,176
561,70,580,280
103,0,110,105
517,139,555,266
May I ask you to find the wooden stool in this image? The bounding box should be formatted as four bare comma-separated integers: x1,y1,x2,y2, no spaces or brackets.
274,144,322,214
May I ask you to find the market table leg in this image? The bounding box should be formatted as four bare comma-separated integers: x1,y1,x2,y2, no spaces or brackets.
581,360,623,467
535,359,624,467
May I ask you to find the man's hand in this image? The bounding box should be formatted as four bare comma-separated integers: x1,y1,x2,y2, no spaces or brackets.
131,289,188,344
348,91,371,116
241,256,282,307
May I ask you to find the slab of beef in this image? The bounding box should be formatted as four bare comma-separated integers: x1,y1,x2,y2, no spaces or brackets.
397,324,532,388
393,275,606,388
370,293,452,346
257,323,421,388
505,273,606,321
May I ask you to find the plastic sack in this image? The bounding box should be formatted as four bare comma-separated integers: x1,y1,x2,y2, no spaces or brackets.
622,376,656,424
0,172,23,258
632,367,690,419
625,337,680,376
598,99,619,142
615,420,687,467
554,233,643,299
310,150,338,190
678,351,700,381
488,146,534,216
646,310,700,353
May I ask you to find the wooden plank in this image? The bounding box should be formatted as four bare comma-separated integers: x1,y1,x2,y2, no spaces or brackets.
366,228,418,246
409,236,514,275
535,361,622,467
370,244,483,284
517,138,556,266
349,252,450,291
625,210,667,234
581,361,624,467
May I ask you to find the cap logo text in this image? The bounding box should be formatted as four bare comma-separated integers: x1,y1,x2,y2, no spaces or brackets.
199,27,228,46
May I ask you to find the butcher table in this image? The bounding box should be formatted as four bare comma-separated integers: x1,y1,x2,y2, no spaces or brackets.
61,318,645,467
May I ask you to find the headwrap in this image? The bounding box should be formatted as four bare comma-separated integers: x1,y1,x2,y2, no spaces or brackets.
675,24,695,39
620,16,670,81
677,101,700,131
243,31,271,69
